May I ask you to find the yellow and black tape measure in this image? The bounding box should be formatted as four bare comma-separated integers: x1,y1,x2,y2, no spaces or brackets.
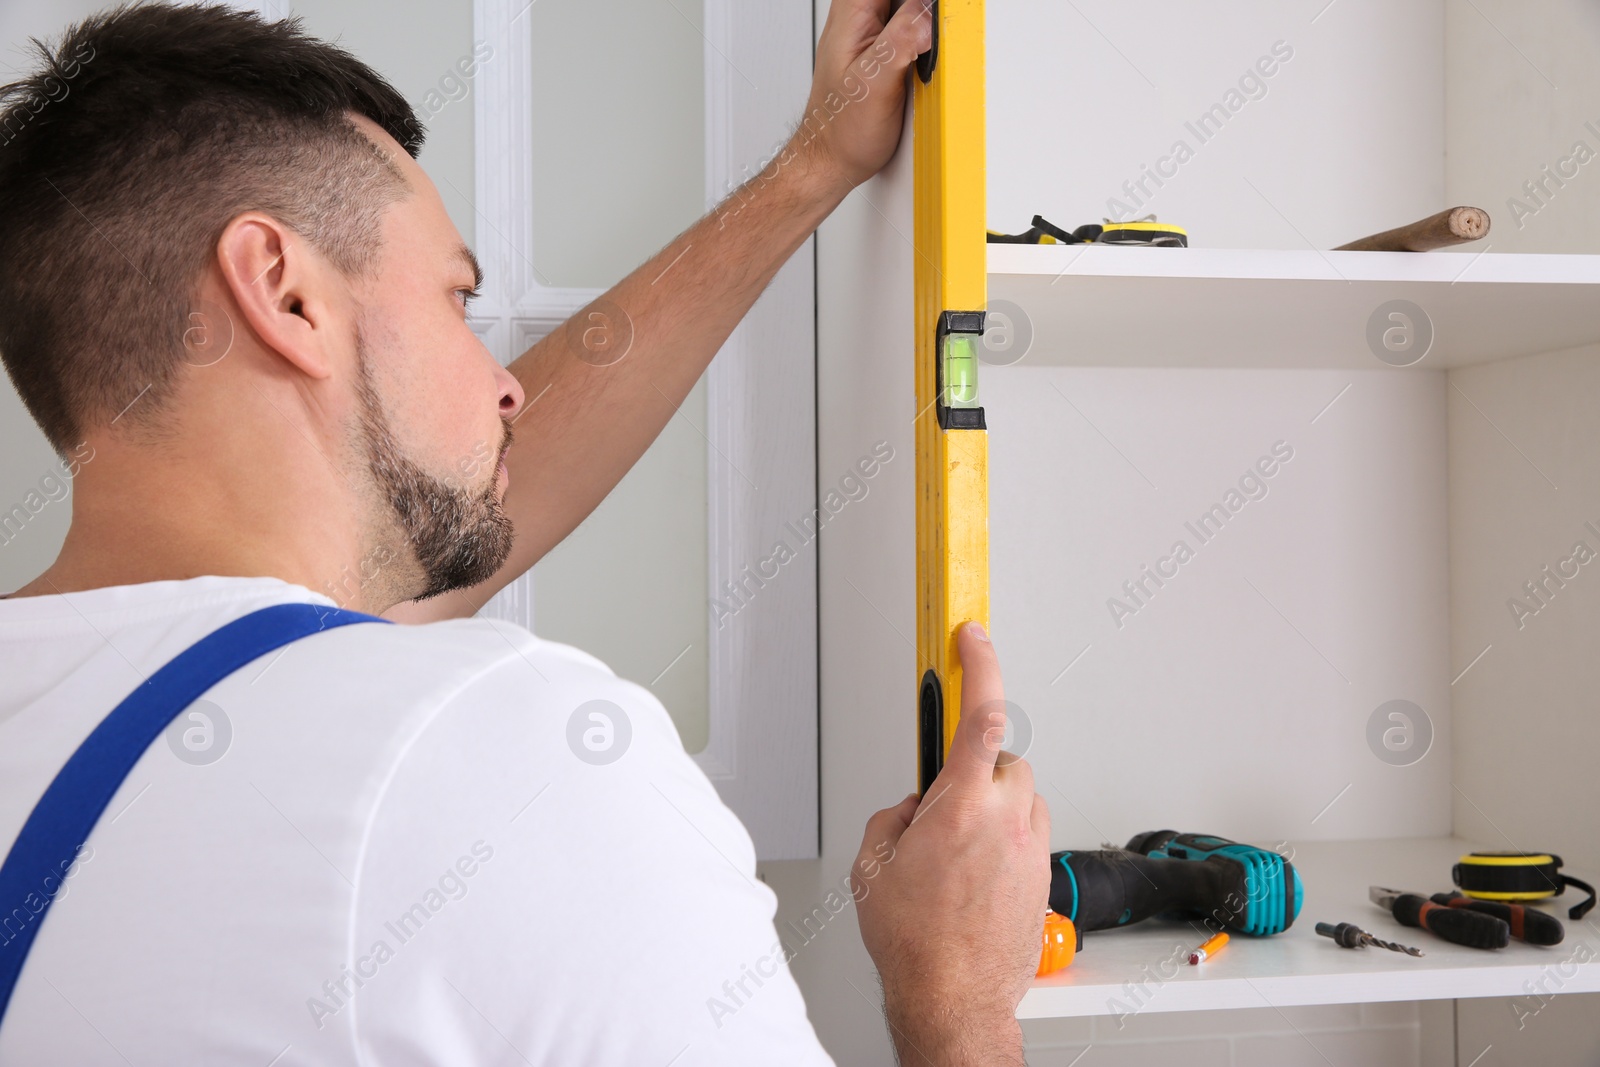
1453,851,1595,920
1099,219,1188,247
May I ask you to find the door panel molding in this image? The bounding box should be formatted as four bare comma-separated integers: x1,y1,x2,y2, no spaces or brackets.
471,0,818,858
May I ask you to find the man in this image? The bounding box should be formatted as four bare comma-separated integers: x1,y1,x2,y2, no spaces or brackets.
0,2,1049,1063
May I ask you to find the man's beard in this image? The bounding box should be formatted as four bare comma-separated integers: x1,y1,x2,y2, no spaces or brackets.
354,334,515,602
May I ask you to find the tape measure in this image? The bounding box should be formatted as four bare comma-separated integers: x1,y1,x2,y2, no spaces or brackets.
1453,851,1595,920
1099,219,1188,247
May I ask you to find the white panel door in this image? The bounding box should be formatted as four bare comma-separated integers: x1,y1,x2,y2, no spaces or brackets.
471,0,820,859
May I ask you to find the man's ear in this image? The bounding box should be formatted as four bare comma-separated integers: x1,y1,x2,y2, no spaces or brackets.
214,212,337,380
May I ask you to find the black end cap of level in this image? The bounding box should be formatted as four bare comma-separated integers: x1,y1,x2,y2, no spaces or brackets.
939,406,986,430
939,309,986,335
915,1,939,84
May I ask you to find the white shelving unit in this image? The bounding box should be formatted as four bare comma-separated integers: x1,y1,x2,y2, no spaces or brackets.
801,3,1600,1062
988,245,1600,1026
1021,837,1600,1019
989,245,1600,369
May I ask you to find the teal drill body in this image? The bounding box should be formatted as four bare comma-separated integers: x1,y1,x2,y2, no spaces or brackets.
1050,830,1304,938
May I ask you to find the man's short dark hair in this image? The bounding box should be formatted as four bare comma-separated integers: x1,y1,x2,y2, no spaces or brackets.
0,2,426,456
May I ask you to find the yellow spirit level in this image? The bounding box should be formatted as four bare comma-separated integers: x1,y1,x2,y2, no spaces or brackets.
912,0,988,793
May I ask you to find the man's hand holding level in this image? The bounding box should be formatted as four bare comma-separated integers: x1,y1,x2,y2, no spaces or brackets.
854,623,1052,1066
789,0,934,197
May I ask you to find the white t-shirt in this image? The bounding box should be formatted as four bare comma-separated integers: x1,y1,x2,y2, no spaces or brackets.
0,576,833,1065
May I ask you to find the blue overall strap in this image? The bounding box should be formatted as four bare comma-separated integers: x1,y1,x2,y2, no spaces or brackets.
0,601,392,1024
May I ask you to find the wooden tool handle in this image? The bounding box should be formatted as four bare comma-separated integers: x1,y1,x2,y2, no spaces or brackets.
1334,206,1490,252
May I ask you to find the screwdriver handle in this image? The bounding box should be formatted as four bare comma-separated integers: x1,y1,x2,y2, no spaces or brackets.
1394,893,1508,949
1430,893,1564,946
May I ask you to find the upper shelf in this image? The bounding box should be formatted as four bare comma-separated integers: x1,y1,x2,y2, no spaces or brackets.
987,245,1600,370
1018,836,1600,1020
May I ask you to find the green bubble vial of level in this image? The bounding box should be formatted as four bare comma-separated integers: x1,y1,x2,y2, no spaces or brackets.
942,333,980,408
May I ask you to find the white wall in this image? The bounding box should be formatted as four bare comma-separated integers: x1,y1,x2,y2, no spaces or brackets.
987,366,1451,846
987,0,1443,249
1448,345,1600,869
1444,3,1600,1058
1445,0,1600,254
1446,345,1600,1065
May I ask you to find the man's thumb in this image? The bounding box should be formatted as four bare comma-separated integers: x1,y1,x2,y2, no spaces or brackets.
938,622,1006,784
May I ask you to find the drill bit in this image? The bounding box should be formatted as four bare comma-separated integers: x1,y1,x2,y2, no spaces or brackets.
1315,921,1424,957
1363,933,1425,957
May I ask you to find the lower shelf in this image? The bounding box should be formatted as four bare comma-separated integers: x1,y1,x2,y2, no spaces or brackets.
1019,836,1600,1019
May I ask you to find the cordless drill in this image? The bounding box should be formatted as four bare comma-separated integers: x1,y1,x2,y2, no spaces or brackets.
1050,831,1303,938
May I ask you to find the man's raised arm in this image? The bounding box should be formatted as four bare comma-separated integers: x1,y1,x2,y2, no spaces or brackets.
389,0,931,624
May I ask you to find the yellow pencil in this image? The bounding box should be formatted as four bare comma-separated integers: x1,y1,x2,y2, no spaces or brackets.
1189,931,1229,965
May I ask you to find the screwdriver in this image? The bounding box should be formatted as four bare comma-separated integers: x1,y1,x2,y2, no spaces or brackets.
1315,921,1424,957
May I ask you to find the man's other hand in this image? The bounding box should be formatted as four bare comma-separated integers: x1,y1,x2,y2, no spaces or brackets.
797,0,934,192
852,622,1051,1066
